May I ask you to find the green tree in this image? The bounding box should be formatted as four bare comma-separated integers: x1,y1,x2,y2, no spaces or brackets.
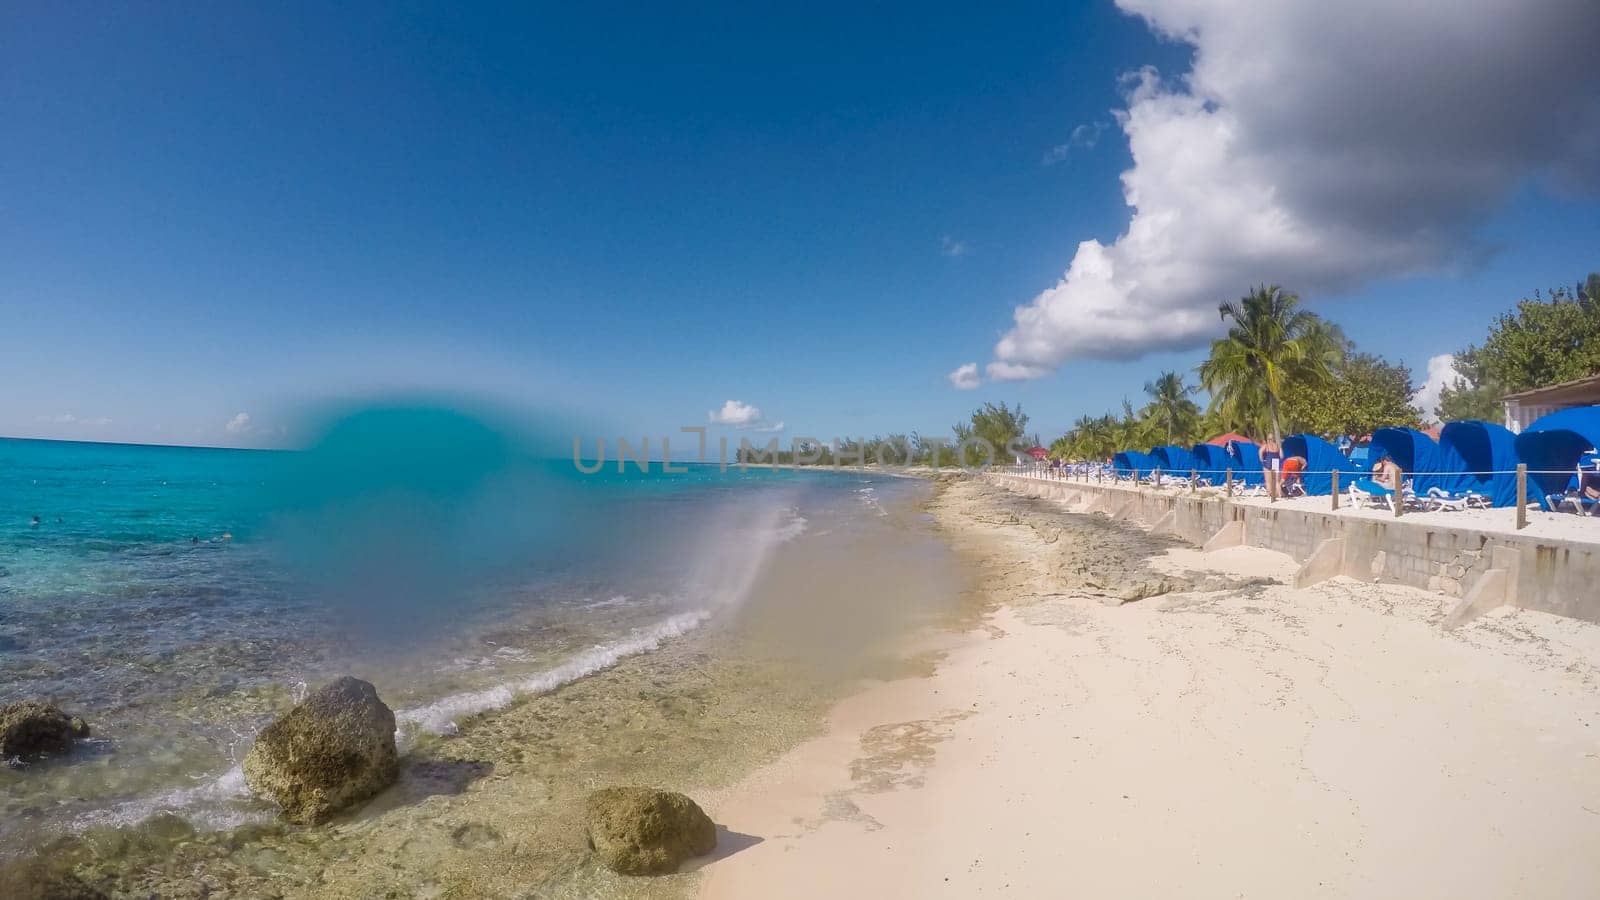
953,401,1030,464
1198,285,1344,446
1455,279,1600,395
1435,349,1503,423
1281,353,1422,437
1141,371,1202,445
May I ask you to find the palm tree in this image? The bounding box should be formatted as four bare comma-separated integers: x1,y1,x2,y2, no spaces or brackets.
1142,371,1201,445
1198,285,1343,446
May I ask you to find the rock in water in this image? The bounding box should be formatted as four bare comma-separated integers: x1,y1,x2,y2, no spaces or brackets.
0,855,106,900
242,676,399,824
0,701,90,760
584,787,717,875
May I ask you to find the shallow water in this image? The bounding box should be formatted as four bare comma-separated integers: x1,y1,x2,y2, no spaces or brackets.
1,435,951,871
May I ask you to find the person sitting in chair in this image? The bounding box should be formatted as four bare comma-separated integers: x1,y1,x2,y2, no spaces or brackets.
1580,459,1600,516
1372,454,1402,490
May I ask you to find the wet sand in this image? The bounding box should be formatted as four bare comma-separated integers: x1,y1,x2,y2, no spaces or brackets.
698,476,1600,899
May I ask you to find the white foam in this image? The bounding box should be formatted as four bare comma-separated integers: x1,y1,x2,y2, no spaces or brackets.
395,610,710,738
773,510,809,543
73,764,262,833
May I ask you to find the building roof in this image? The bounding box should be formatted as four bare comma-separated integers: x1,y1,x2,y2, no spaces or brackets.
1500,372,1600,405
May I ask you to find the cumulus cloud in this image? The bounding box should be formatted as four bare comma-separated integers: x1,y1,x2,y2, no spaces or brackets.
708,400,762,426
708,400,784,432
940,235,969,258
947,362,982,390
1412,354,1463,422
225,412,253,434
987,0,1600,380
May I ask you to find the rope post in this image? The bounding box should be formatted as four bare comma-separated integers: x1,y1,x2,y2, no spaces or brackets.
1331,469,1340,510
1394,469,1403,518
1132,467,1139,488
1516,464,1528,530
1156,471,1163,490
1268,469,1278,503
1190,468,1197,494
1225,468,1233,497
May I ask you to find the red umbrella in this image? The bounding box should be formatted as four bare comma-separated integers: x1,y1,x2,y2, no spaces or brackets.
1206,432,1252,446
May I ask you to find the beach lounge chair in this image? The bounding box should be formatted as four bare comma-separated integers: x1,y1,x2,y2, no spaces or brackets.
1348,478,1391,509
1349,478,1420,511
1554,492,1600,516
1423,487,1490,512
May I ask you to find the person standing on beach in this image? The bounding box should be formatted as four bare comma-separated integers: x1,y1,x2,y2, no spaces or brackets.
1260,441,1282,499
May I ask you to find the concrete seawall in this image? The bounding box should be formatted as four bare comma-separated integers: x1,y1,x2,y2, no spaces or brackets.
989,473,1600,625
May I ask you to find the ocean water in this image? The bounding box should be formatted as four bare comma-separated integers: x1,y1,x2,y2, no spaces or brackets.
0,433,927,856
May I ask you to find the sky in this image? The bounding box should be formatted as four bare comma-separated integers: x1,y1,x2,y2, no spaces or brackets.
3,1,1597,450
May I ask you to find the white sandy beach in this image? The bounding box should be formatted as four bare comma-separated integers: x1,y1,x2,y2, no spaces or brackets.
697,477,1600,899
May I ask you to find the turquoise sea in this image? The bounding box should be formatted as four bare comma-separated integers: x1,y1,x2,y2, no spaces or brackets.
0,430,930,854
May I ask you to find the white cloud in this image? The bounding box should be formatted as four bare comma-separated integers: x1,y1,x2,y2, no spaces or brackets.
947,362,982,390
707,400,785,432
1042,121,1109,165
225,412,253,434
708,400,762,426
940,235,968,258
1412,353,1462,423
988,0,1600,378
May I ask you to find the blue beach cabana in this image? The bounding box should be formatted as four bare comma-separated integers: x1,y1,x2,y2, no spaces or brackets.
1282,433,1361,495
1369,427,1444,494
1151,445,1198,474
1191,443,1232,482
1112,450,1156,477
1513,406,1600,509
1224,440,1264,485
1437,420,1522,507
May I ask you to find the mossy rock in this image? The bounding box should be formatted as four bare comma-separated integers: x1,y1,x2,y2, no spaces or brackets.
0,701,90,761
242,676,398,825
584,787,717,875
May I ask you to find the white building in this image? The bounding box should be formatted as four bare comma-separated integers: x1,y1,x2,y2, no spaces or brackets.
1502,373,1600,433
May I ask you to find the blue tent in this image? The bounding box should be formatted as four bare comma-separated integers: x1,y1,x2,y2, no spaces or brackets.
1514,406,1600,509
1282,433,1362,495
1224,440,1264,485
1151,445,1198,474
1438,420,1522,507
1369,427,1444,493
1191,443,1233,481
1112,450,1157,476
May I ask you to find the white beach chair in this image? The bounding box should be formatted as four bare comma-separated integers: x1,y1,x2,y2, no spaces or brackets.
1423,487,1488,512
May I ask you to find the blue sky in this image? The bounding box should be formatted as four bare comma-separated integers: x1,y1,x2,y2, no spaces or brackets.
3,1,1597,449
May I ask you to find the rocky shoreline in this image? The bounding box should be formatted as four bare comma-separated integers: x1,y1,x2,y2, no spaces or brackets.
1,477,968,899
